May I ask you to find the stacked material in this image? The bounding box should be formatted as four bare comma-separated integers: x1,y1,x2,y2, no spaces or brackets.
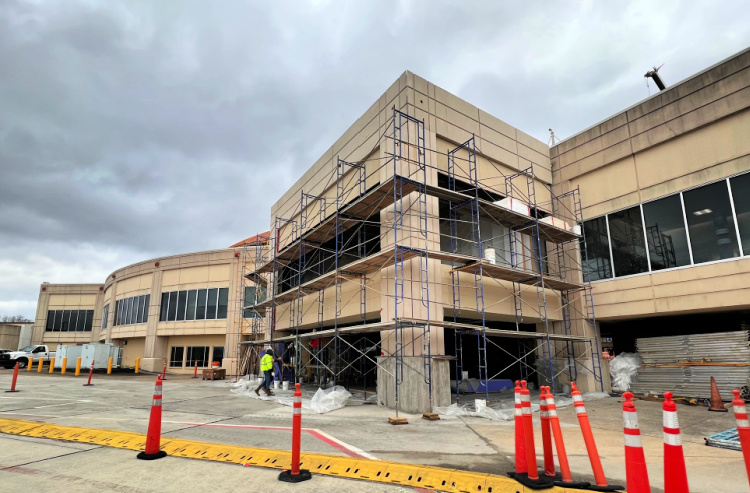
629,331,750,399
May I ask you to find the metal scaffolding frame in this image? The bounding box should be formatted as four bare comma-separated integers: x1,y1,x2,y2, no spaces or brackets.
238,105,603,411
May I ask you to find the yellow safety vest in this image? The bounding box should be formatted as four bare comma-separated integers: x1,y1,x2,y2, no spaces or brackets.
261,354,273,372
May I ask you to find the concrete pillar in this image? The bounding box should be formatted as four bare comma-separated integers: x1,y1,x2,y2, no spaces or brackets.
377,356,450,413
142,269,166,372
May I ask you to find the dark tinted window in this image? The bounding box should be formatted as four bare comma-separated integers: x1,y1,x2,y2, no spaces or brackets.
643,195,691,271
169,346,184,367
206,288,218,319
61,310,72,331
167,291,178,321
160,293,169,322
212,346,224,364
608,206,648,277
730,174,750,255
176,290,187,321
186,290,197,320
684,181,740,263
217,288,229,319
75,310,85,331
581,217,612,282
46,311,55,330
196,289,207,320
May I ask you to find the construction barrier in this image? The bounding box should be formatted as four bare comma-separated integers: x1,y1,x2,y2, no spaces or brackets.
83,361,94,387
732,389,750,489
137,378,167,460
539,387,558,479
546,387,589,489
61,357,67,375
48,357,55,374
75,357,82,376
511,380,527,476
6,362,20,393
278,383,311,483
662,392,689,493
27,357,33,371
107,357,113,375
513,380,553,489
622,392,651,493
571,383,623,491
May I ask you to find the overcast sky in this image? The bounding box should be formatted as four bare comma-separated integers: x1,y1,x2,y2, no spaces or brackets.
0,1,748,319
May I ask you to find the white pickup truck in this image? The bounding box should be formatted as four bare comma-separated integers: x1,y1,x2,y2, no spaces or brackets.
0,345,56,369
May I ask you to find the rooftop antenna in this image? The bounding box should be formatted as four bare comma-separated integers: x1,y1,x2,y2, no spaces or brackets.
644,63,666,91
548,129,557,147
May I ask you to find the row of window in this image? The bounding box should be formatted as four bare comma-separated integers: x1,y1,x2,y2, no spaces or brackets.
45,310,94,332
114,294,151,327
169,345,224,367
582,173,750,281
159,288,229,322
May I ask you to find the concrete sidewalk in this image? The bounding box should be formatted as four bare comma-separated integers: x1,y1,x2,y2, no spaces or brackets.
0,370,747,492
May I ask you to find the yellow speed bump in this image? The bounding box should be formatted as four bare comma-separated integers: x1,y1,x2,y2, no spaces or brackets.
0,417,587,493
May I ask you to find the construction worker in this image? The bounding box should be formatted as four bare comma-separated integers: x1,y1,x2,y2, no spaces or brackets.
255,348,282,396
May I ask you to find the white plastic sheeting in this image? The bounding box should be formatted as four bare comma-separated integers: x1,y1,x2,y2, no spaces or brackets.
609,352,641,392
230,376,355,414
435,390,609,421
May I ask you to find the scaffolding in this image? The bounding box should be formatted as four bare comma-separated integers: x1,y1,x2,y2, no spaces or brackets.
239,107,604,411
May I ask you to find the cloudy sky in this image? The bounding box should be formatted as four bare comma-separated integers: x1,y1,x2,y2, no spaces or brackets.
0,1,748,319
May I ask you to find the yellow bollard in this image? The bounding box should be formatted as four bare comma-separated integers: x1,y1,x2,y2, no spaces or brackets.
75,357,82,376
49,357,55,373
37,359,43,372
61,357,68,375
107,357,113,375
135,357,140,374
27,357,33,371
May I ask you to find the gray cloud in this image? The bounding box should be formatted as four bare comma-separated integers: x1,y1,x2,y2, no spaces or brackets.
0,0,748,318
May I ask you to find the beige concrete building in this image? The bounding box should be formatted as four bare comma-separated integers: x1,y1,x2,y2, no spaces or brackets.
32,47,750,410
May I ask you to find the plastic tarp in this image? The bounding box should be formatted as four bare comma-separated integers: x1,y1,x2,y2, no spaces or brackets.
230,376,355,414
609,352,641,392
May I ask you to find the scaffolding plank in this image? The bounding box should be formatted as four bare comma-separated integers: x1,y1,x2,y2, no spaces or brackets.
451,260,583,291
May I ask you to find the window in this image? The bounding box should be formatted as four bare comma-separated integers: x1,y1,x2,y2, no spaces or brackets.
45,310,94,332
730,174,750,255
684,181,740,264
186,346,209,367
102,304,109,330
212,346,224,364
581,216,613,282
196,289,207,320
186,290,197,320
206,288,218,319
167,291,178,321
642,195,691,271
244,286,266,318
607,206,649,277
160,293,169,322
169,346,184,368
176,290,187,321
112,295,149,326
217,288,229,319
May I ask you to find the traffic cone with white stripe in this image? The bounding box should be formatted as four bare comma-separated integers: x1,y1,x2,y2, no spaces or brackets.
732,389,750,490
278,383,311,482
546,387,590,489
571,383,623,491
623,392,651,493
538,387,560,480
508,380,528,478
513,380,554,489
137,377,167,460
662,391,689,493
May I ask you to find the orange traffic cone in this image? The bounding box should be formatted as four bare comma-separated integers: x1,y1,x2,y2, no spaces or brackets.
508,380,528,477
708,376,728,412
546,387,590,489
512,381,554,489
623,392,651,493
663,392,689,493
731,390,750,490
539,387,560,479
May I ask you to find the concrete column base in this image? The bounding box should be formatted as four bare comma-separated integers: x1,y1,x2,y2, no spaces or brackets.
222,357,238,378
139,358,164,373
376,356,450,414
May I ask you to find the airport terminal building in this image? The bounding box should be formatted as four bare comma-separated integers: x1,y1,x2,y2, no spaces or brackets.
31,48,750,411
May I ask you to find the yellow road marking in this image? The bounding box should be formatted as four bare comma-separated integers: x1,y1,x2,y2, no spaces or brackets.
0,417,596,492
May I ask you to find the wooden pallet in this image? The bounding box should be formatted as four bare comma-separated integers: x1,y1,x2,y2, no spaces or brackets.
422,413,440,421
388,417,408,425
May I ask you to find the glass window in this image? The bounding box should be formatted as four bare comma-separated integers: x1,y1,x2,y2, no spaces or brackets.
581,217,613,282
186,290,197,320
134,296,143,324
143,294,150,323
207,288,218,319
186,346,209,367
167,291,178,321
74,310,84,331
128,297,135,325
643,195,691,270
160,293,169,322
115,300,121,326
84,310,93,331
53,310,63,331
608,206,648,277
102,305,109,330
60,310,71,331
217,288,229,319
123,298,130,325
46,311,55,331
684,181,740,264
212,346,224,364
176,290,187,321
196,289,207,320
169,346,184,368
730,173,750,255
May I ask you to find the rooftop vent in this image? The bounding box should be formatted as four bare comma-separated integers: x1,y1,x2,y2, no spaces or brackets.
645,64,666,91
